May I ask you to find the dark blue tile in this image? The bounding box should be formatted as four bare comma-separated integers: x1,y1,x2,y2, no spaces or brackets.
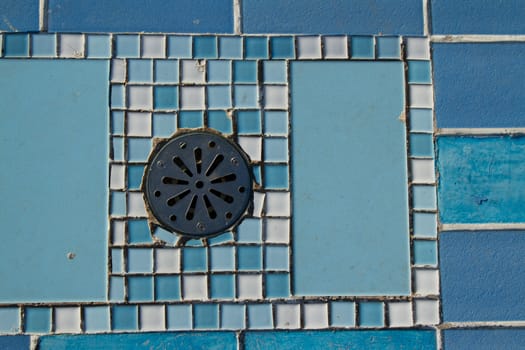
245,37,268,59
265,273,289,298
193,36,218,59
244,330,436,350
432,0,525,34
0,336,30,350
127,165,145,190
155,275,181,301
443,328,525,350
4,34,29,57
433,43,525,128
0,0,39,32
111,305,137,331
441,231,525,321
270,37,295,59
38,333,237,350
242,0,423,35
437,136,525,223
48,0,233,33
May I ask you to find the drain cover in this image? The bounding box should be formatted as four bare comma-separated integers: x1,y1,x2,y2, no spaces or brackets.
144,131,253,238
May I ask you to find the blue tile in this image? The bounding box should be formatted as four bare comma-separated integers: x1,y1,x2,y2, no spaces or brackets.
111,249,123,273
155,276,181,301
208,111,232,134
128,60,152,82
409,109,433,133
179,111,204,129
154,86,178,110
410,133,434,157
167,305,192,330
265,138,288,162
210,246,234,271
127,138,152,162
359,302,384,327
31,35,56,57
127,276,153,301
238,246,262,271
48,0,233,33
244,330,436,350
248,304,273,329
351,36,374,58
127,165,145,190
236,218,262,243
115,35,140,58
207,86,231,109
208,60,231,83
408,61,431,83
331,302,355,327
208,232,234,246
111,191,126,216
128,219,151,244
220,37,242,59
433,43,525,128
413,240,437,265
265,273,289,298
413,213,437,238
270,37,295,59
237,110,261,134
221,305,245,329
0,308,19,333
111,306,138,331
0,0,38,31
210,274,235,299
234,61,257,83
376,37,400,59
84,307,110,332
252,165,262,185
0,336,30,350
412,186,436,210
109,277,125,301
194,304,219,329
39,332,237,350
291,61,409,296
110,85,125,109
264,111,288,135
265,246,288,270
155,60,179,83
234,86,258,108
183,247,207,272
264,165,289,189
194,36,217,59
243,0,423,34
263,61,287,83
432,0,525,34
0,60,108,303
4,34,28,57
168,36,192,58
437,136,525,223
127,248,152,273
86,35,111,58
24,308,51,333
153,113,176,137
245,37,268,59
444,329,525,350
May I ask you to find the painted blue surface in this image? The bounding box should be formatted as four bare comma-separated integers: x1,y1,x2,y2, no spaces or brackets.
244,330,436,349
0,60,108,303
437,136,525,223
48,0,233,33
433,43,525,128
39,332,238,350
0,0,38,32
291,61,409,296
242,0,423,34
440,231,525,321
432,0,525,34
0,336,30,350
443,328,525,349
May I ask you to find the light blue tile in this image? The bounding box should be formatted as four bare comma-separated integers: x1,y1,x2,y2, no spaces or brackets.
351,36,374,58
111,84,125,108
248,304,273,329
359,302,384,327
111,249,123,273
116,35,139,58
211,275,235,299
413,213,437,238
221,304,245,329
264,111,288,135
183,247,207,272
264,164,288,189
24,308,51,333
237,110,261,134
270,37,294,59
127,138,152,162
168,36,192,58
84,307,110,332
128,59,153,82
208,232,234,246
265,273,289,298
210,246,234,271
220,37,242,59
236,218,262,243
245,37,268,59
413,240,437,265
234,86,258,108
413,185,437,210
111,111,125,134
194,304,219,329
208,110,232,134
410,133,434,157
155,60,179,83
265,246,288,270
128,276,153,301
128,219,151,244
154,86,178,110
207,86,231,109
127,248,152,273
252,165,261,185
153,113,176,137
194,36,217,59
109,277,125,301
207,60,231,83
263,61,287,83
155,276,181,301
409,109,433,133
112,137,125,161
234,61,257,83
86,35,111,58
31,34,56,57
0,308,19,333
408,61,431,84
167,305,192,330
264,138,288,162
179,111,204,128
238,246,262,271
111,191,126,216
331,302,355,327
111,306,137,331
376,37,400,59
4,34,28,57
127,165,145,190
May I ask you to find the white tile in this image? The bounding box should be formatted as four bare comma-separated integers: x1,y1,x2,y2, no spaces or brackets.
266,192,290,217
60,34,84,58
128,86,153,110
323,36,348,59
297,36,322,59
264,86,288,109
128,192,147,217
304,304,328,329
110,164,125,190
238,137,262,162
411,159,435,183
181,60,205,83
265,218,290,243
127,112,152,137
180,86,205,109
112,220,126,245
140,305,165,331
410,85,434,108
252,192,265,218
415,269,440,295
414,300,439,325
275,304,300,329
183,275,207,300
111,59,126,83
388,302,413,327
238,274,262,300
155,248,180,273
142,36,165,58
54,307,81,333
406,38,430,60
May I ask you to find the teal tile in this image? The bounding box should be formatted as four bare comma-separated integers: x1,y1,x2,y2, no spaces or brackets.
410,133,434,157
264,138,288,162
248,304,273,329
236,218,262,243
168,36,192,58
409,109,434,133
183,247,207,272
263,61,287,83
221,305,245,329
154,86,178,110
24,307,51,333
265,246,288,270
408,61,432,83
220,37,242,58
331,302,355,327
153,113,176,137
167,305,192,330
359,302,384,327
264,111,288,135
111,191,126,216
234,85,258,108
155,276,181,301
111,111,125,134
0,308,19,333
155,60,179,83
128,59,152,82
207,60,231,83
128,219,151,244
234,60,257,83
207,86,231,108
86,35,111,58
211,275,235,299
127,164,145,190
127,276,153,302
245,37,268,59
351,36,374,58
208,110,232,134
111,306,137,331
252,165,261,184
210,247,234,271
31,34,56,57
194,304,219,329
271,37,294,59
109,277,125,301
116,35,139,57
413,213,437,238
265,274,289,298
238,246,262,270
179,111,204,128
264,164,289,189
127,248,152,273
237,110,261,134
4,34,28,57
377,37,400,59
84,307,110,332
128,138,152,162
413,240,437,265
194,36,217,58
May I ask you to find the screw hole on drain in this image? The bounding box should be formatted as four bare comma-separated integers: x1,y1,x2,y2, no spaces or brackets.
195,180,204,189
154,190,161,197
170,215,177,221
225,212,233,219
238,186,245,193
208,141,216,148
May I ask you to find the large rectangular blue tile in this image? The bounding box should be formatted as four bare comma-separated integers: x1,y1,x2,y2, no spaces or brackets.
0,0,39,32
433,43,525,128
291,61,409,296
244,331,436,350
242,0,423,34
432,0,525,34
443,328,525,350
48,0,233,33
437,136,525,223
440,231,525,321
0,60,108,302
0,336,30,350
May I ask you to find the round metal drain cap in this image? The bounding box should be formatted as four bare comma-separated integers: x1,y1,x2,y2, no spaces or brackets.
144,131,253,238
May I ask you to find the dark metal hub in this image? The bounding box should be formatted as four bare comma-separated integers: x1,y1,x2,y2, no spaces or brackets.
144,131,253,238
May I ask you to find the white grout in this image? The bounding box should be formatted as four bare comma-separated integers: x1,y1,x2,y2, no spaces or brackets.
39,0,48,32
233,0,242,35
440,321,525,328
422,0,430,36
441,223,525,231
432,35,525,42
437,128,525,135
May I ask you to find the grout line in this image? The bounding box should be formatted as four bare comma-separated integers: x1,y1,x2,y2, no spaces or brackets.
437,127,525,135
432,34,525,42
39,0,48,32
422,0,429,36
234,0,242,35
440,321,525,328
441,223,525,231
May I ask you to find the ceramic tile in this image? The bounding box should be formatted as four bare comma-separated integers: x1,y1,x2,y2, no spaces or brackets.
405,38,430,60
111,305,138,331
141,36,165,58
194,304,219,329
208,110,232,133
167,305,192,330
86,35,111,58
4,34,29,57
140,305,165,331
168,36,192,58
83,307,110,333
116,35,140,58
59,34,84,58
234,85,258,108
220,305,245,329
54,307,81,333
414,269,440,295
265,246,289,271
24,308,51,333
237,110,262,134
154,60,179,82
207,86,231,108
265,219,290,244
181,60,206,83
0,0,38,31
415,300,439,325
210,246,235,271
153,113,177,136
238,274,263,300
351,36,374,59
263,61,287,83
219,37,242,58
245,37,268,59
304,304,329,329
238,246,262,271
183,247,207,272
297,36,322,59
155,276,181,301
247,304,273,329
411,159,435,183
359,302,384,327
210,275,235,299
31,34,56,57
388,302,413,327
109,277,125,301
330,302,355,327
155,248,181,273
128,59,153,82
234,60,257,83
376,37,401,59
111,59,126,82
183,276,208,300
238,136,262,162
128,86,153,110
180,86,205,109
127,165,146,190
194,36,217,58
270,37,295,59
154,86,178,110
265,273,290,298
409,85,434,108
264,85,288,109
207,60,231,83
0,308,20,333
413,240,438,266
323,36,348,59
127,249,153,273
276,304,300,329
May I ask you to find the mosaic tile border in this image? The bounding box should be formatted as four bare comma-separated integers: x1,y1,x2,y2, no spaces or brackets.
0,34,439,334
